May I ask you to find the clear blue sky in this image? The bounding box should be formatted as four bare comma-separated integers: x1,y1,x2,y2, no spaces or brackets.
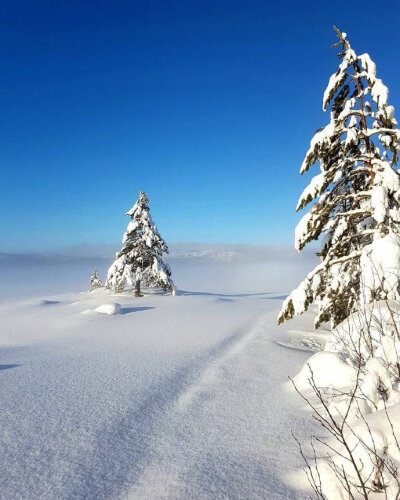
1,0,399,252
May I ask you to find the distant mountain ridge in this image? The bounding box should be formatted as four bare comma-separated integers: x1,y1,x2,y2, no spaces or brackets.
0,243,317,265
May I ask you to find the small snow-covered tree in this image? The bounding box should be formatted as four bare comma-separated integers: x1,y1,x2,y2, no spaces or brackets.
105,191,175,296
89,269,103,291
279,27,400,329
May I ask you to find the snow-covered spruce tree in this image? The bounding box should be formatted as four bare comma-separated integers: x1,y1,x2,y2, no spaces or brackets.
89,269,103,291
278,27,400,329
105,191,175,296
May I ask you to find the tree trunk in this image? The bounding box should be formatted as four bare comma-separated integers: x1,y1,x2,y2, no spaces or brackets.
135,279,142,297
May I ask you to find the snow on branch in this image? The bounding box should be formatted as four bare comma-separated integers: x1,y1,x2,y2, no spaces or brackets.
279,26,400,329
105,191,175,295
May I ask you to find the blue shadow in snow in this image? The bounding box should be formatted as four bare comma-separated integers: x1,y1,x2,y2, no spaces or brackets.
120,307,155,315
262,294,288,300
0,364,21,371
178,290,273,298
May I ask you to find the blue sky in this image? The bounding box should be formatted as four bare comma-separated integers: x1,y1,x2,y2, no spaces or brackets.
1,0,399,252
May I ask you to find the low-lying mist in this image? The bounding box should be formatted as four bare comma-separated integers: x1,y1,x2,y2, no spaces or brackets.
0,243,318,301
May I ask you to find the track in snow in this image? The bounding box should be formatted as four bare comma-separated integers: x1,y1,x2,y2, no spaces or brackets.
0,281,319,498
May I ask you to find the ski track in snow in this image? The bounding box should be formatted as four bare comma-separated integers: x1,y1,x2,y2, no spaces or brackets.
0,260,320,499
124,312,317,500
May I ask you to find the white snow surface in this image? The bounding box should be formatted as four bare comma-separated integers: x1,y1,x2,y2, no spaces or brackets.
293,301,400,498
293,351,357,392
0,245,320,499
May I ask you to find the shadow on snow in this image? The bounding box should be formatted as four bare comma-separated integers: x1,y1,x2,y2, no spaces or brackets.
178,290,286,300
0,364,21,371
120,306,155,315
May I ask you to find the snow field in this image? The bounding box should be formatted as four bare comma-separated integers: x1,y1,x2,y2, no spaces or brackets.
0,255,320,499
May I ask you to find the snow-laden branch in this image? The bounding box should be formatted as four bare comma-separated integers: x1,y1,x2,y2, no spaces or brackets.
279,27,400,329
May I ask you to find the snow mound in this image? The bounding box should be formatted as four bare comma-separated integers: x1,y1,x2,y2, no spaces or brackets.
292,351,357,392
94,303,121,315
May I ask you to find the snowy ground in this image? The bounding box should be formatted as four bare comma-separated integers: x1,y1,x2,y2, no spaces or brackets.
0,245,322,499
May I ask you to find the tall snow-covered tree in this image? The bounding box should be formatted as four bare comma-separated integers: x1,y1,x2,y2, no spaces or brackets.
89,269,103,291
105,191,175,296
278,27,400,329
